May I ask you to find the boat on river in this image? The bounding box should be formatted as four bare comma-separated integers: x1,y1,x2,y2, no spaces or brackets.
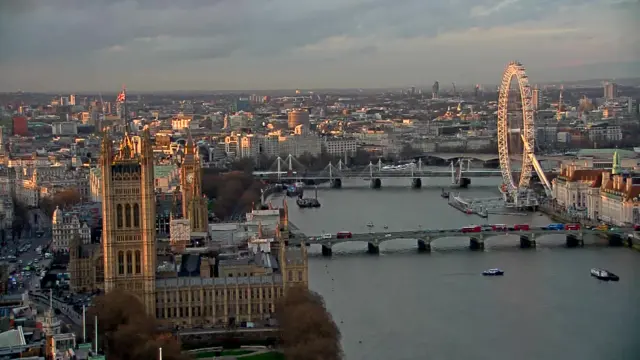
590,268,619,281
441,189,450,199
482,268,504,276
296,186,321,208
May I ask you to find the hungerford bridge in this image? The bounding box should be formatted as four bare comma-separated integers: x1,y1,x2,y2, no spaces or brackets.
255,154,560,188
286,227,636,256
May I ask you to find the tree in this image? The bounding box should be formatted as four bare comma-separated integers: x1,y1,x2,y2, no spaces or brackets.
39,189,82,217
89,289,189,360
201,171,264,220
276,286,342,360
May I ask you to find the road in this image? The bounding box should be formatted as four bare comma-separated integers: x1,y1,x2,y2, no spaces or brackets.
2,233,53,294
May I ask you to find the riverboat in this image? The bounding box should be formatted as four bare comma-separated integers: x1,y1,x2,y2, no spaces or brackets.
590,268,619,281
296,198,320,208
482,268,504,276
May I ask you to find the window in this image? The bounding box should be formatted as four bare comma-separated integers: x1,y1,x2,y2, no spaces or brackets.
118,251,124,275
133,204,140,228
126,251,133,274
135,250,141,274
116,204,123,228
125,204,131,228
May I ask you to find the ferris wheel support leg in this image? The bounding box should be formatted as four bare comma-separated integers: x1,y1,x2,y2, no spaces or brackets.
521,134,553,197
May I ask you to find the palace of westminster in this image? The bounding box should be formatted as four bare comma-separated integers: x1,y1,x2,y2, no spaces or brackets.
67,127,308,327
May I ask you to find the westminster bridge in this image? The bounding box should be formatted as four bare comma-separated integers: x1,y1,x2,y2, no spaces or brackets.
286,227,636,256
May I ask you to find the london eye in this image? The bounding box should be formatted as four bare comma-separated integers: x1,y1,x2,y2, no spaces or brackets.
496,61,537,196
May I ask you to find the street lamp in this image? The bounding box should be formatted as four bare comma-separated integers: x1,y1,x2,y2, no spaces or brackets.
366,222,374,236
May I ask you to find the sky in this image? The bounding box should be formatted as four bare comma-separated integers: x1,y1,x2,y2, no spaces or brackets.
0,0,638,92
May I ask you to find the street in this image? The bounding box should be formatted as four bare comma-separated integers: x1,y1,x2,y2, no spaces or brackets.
2,233,53,294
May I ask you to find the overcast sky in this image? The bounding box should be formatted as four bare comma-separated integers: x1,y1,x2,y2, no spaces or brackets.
0,0,638,92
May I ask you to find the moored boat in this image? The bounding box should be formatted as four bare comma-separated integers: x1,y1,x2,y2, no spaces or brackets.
590,268,619,281
296,198,321,208
441,188,450,198
482,268,504,276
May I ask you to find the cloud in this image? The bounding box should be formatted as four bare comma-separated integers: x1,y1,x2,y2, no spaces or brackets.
0,0,637,91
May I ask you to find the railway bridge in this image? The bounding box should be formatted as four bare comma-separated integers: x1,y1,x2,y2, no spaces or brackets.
287,228,634,256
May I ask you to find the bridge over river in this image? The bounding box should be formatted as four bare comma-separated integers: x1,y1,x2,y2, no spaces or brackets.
286,227,636,256
256,156,557,188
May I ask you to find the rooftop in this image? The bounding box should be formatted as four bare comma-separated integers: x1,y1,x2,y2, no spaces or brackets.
156,274,283,289
0,326,26,349
90,164,177,179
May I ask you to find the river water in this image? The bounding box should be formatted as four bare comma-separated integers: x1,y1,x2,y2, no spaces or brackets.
278,177,640,360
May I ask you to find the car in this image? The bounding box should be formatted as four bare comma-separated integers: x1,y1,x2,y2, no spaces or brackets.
634,224,640,231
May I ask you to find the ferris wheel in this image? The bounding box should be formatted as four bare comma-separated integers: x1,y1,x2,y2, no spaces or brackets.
496,61,536,195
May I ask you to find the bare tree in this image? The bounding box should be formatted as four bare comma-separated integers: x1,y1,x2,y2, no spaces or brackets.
89,289,190,360
276,286,343,360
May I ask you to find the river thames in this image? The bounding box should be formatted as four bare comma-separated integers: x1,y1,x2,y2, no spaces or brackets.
278,177,640,360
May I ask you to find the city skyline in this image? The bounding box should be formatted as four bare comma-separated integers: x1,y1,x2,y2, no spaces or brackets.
0,0,638,92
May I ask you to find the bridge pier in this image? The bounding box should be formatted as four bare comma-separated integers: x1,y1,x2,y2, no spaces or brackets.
321,245,333,257
411,178,422,189
417,239,431,253
370,178,382,189
565,234,584,248
330,178,342,189
519,234,536,249
469,237,484,251
458,177,471,188
608,234,623,247
367,242,380,254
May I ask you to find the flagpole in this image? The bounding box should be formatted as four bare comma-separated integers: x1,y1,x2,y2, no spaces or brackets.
122,86,128,129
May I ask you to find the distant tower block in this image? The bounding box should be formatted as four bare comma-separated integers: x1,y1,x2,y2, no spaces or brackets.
432,81,440,99
288,108,310,130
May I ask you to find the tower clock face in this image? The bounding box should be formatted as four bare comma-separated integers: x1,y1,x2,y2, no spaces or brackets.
187,173,194,184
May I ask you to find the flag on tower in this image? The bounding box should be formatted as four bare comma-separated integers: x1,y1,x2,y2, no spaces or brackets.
116,90,126,103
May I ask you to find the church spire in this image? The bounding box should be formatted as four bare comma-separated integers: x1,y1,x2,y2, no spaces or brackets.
612,150,621,175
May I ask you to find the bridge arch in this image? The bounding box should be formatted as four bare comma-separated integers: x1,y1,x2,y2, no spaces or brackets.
331,240,375,253
428,236,477,249
378,237,424,250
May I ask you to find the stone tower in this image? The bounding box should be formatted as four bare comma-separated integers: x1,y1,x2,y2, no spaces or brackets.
100,128,156,316
180,133,208,232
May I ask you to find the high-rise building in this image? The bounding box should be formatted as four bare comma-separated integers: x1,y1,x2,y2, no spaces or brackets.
604,82,618,100
532,87,541,111
180,134,208,232
287,109,310,130
100,129,157,316
432,81,439,99
69,94,76,106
